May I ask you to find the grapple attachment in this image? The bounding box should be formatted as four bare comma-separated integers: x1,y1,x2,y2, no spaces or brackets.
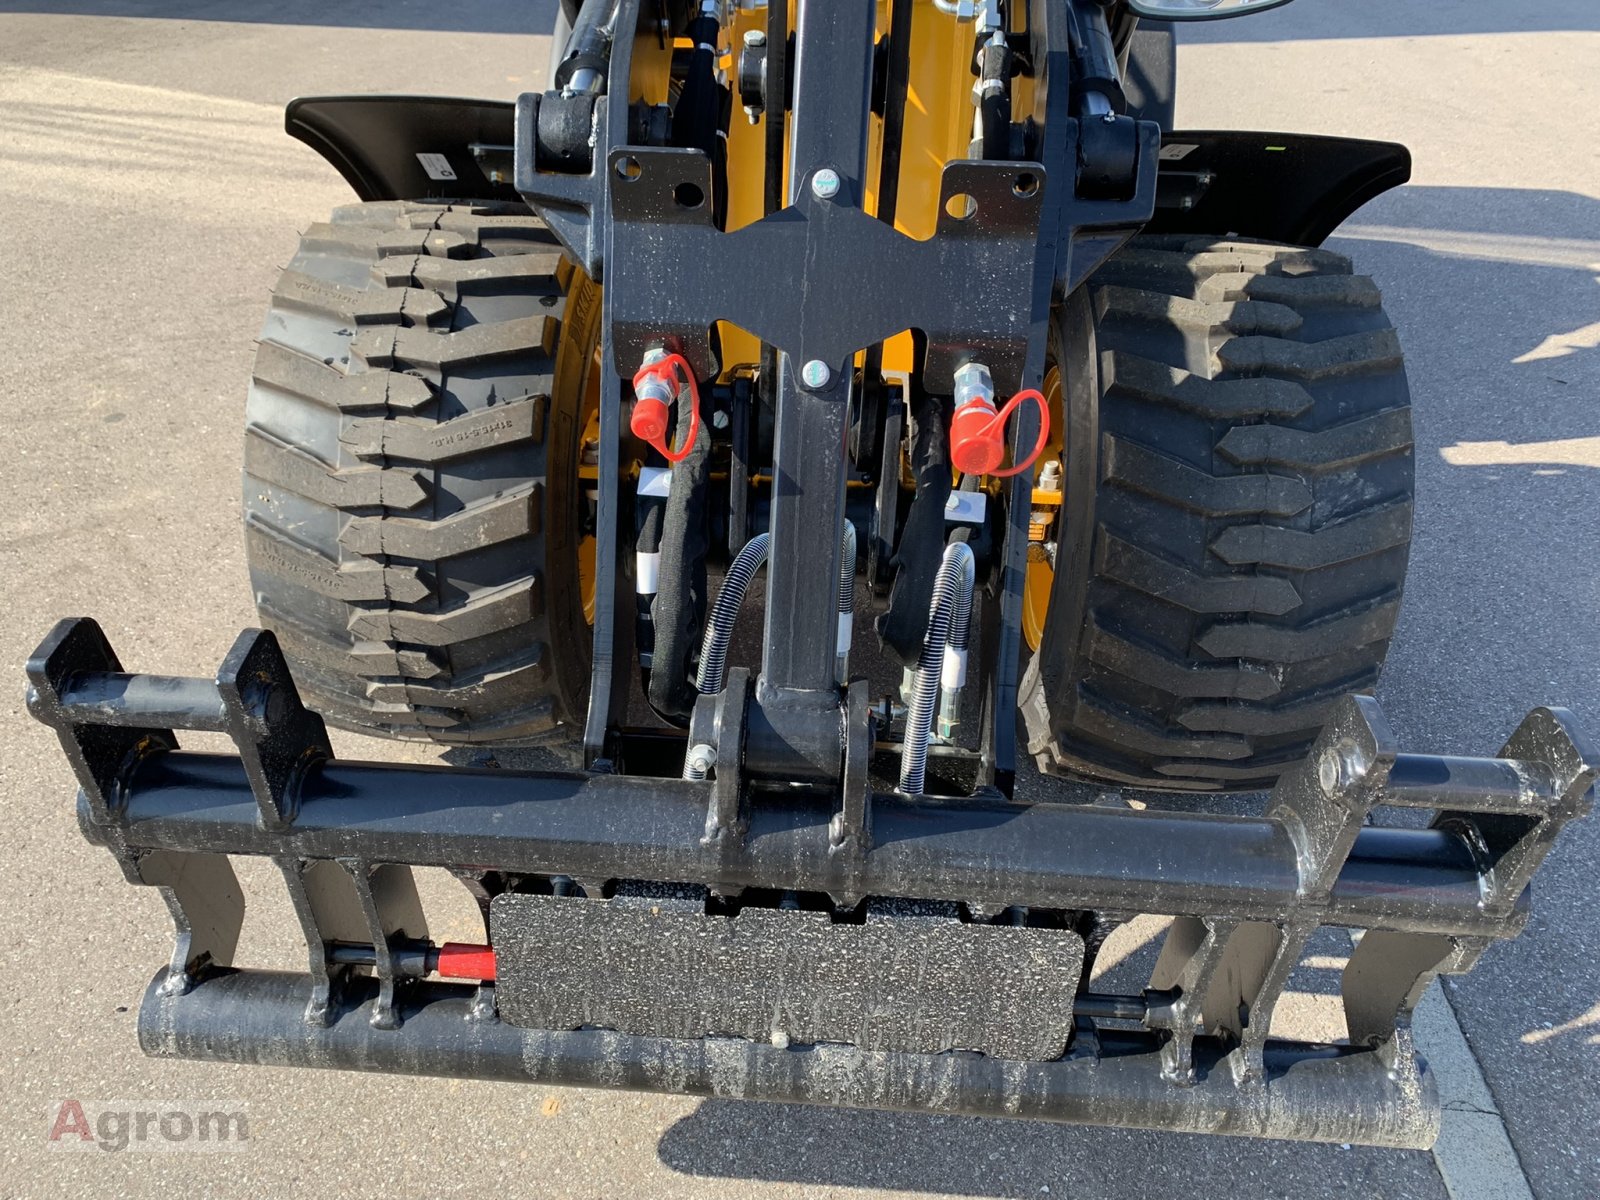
28,617,1594,1149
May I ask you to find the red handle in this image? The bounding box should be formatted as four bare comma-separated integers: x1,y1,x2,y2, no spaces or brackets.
630,352,701,464
434,942,497,982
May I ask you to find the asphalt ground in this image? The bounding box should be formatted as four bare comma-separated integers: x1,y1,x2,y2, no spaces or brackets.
0,2,1596,1197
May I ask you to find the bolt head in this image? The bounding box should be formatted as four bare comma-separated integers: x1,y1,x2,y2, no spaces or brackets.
800,359,832,390
687,742,718,773
810,168,842,200
743,28,766,47
711,409,730,430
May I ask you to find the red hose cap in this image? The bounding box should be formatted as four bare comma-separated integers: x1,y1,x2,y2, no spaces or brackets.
630,352,701,463
949,388,1049,478
630,394,672,445
950,399,1008,476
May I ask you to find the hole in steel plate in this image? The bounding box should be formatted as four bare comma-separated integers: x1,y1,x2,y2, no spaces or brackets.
615,156,642,181
673,181,705,209
944,192,978,221
1013,171,1040,198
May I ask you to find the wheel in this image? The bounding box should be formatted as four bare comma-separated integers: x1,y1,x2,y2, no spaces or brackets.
1020,236,1414,791
243,200,600,743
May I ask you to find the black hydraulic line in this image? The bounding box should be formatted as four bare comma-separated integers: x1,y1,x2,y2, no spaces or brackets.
633,491,665,671
694,532,771,697
877,383,953,667
648,391,712,725
976,36,1014,159
670,8,731,228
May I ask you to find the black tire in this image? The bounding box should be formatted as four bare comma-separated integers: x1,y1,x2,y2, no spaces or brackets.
1021,236,1414,791
243,200,598,743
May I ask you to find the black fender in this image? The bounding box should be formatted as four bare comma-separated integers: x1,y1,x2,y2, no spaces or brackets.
1148,130,1411,247
285,95,520,204
285,101,1407,253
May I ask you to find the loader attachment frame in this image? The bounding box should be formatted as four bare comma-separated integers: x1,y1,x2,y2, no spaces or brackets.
28,0,1589,1153
28,615,1597,1148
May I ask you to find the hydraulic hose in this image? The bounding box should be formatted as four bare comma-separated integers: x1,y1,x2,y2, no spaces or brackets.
685,524,858,779
695,524,859,699
694,532,771,698
899,542,976,795
836,521,857,685
937,537,974,739
634,493,665,671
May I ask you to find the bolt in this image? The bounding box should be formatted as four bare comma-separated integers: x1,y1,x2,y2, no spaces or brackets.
743,28,766,47
687,743,717,774
1318,738,1371,796
800,359,832,389
711,409,730,430
810,168,842,200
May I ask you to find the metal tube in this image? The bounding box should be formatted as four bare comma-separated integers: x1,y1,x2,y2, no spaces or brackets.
96,752,1520,938
135,969,1439,1149
556,0,623,96
52,673,228,732
1385,753,1560,814
1074,992,1152,1023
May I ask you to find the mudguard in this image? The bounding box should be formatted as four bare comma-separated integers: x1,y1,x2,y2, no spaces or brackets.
284,94,519,204
1150,130,1411,246
285,100,1404,253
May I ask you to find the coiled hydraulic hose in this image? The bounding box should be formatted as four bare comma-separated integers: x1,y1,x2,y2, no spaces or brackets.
684,524,857,780
694,532,771,700
835,520,857,686
899,541,976,795
937,544,974,739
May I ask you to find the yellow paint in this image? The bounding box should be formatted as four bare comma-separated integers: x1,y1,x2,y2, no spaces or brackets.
1023,365,1067,652
713,1,985,378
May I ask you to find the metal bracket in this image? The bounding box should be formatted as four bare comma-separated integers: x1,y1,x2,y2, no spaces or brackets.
606,149,1047,393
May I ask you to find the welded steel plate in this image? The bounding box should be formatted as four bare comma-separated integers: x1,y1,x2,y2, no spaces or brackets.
490,894,1083,1060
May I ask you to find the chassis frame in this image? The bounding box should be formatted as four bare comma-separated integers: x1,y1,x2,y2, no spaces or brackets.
28,0,1593,1150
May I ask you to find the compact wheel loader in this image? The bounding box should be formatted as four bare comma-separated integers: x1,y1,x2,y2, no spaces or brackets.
29,0,1595,1149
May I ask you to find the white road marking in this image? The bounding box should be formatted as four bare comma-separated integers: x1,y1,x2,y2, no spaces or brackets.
1414,984,1537,1200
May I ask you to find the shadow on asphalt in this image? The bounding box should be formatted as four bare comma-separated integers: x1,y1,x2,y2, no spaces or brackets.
0,0,557,33
654,1097,1429,1197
